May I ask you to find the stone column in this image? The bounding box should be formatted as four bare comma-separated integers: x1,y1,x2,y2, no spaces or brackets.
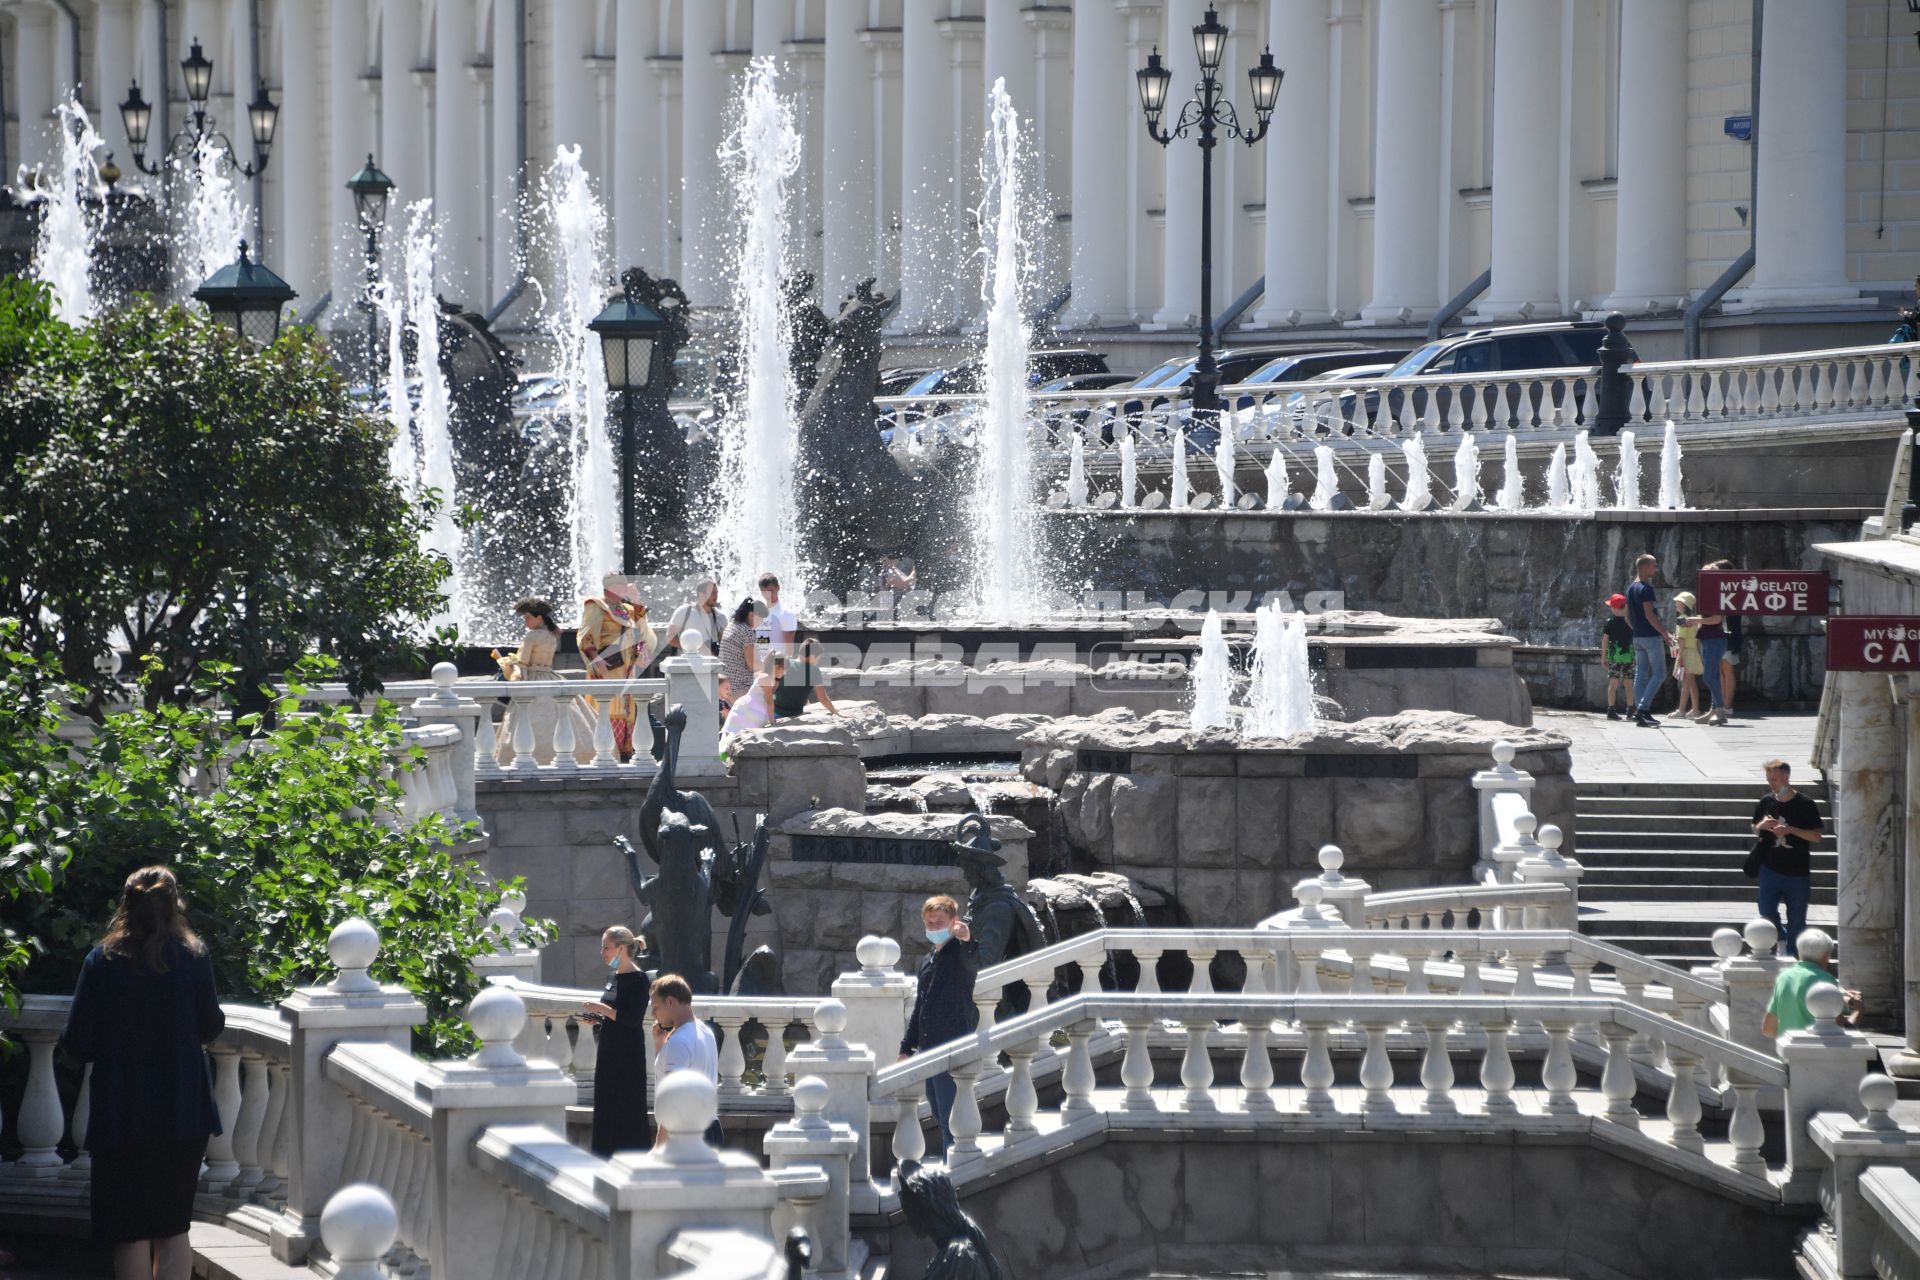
860,26,905,298
892,0,957,333
549,0,597,160
93,0,137,166
1474,0,1560,320
1836,672,1901,1021
679,1,729,305
11,6,53,175
1603,0,1687,312
272,0,325,301
379,0,427,238
1248,0,1331,328
1739,0,1859,308
1062,0,1131,328
1026,5,1074,299
983,0,1034,112
1358,0,1443,325
820,0,873,304
433,0,486,300
1905,692,1920,1067
614,1,662,274
329,0,375,333
1149,0,1208,329
488,0,523,297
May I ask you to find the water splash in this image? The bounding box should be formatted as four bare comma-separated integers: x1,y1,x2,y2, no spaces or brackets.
1401,432,1433,511
1119,434,1137,509
1450,432,1480,511
1614,429,1641,509
1658,419,1685,509
1546,443,1570,509
1310,444,1337,510
1494,432,1525,510
1066,433,1088,507
1265,450,1289,509
1172,431,1190,510
1214,425,1236,509
1188,609,1233,732
1246,600,1313,739
378,278,414,482
403,201,466,630
33,101,102,324
1366,452,1390,510
178,139,251,294
1571,430,1603,510
539,145,618,603
969,77,1039,618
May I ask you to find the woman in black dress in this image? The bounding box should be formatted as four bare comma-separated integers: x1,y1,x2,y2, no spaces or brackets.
61,865,224,1280
581,926,653,1155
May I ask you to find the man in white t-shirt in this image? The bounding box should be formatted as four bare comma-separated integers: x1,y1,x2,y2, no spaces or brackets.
649,973,722,1147
755,572,797,656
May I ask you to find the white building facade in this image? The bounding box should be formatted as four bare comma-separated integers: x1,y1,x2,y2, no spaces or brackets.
1,0,1913,354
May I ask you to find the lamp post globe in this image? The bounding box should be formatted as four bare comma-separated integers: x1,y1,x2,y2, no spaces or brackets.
192,240,297,346
589,269,676,575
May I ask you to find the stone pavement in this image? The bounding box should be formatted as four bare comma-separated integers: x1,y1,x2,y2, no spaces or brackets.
1536,707,1821,784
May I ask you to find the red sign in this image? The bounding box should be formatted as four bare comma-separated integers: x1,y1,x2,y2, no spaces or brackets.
1827,617,1920,672
1697,570,1830,617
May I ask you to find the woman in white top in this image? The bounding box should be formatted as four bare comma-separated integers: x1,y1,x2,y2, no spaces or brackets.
664,579,726,658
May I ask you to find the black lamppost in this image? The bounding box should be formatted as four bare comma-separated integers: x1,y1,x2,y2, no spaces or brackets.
1136,7,1282,428
192,240,297,345
346,155,396,376
119,37,279,178
589,269,677,575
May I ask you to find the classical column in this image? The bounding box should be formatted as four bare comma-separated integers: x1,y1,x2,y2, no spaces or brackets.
1358,0,1443,325
820,0,873,304
678,1,729,304
489,0,523,296
549,0,597,161
1603,0,1687,312
892,0,958,332
984,0,1034,110
1149,0,1209,330
1836,672,1901,1022
650,60,682,277
329,0,374,331
1249,0,1331,327
1475,0,1561,320
93,0,137,163
276,0,326,301
11,6,54,175
753,0,789,56
1739,0,1859,307
379,0,427,233
1028,5,1074,299
434,0,485,300
861,25,905,300
614,0,663,273
1063,1,1130,327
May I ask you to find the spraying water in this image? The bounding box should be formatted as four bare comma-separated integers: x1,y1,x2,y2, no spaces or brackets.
1401,433,1433,511
1310,445,1337,510
1367,452,1390,510
1215,426,1236,509
178,139,251,294
1494,433,1524,511
969,78,1040,618
1246,600,1314,739
540,145,619,604
1265,450,1289,509
403,201,466,629
1546,443,1570,509
1658,419,1685,509
1188,609,1233,732
33,101,102,324
1120,435,1137,509
1450,432,1481,511
1571,430,1603,510
379,278,414,483
704,61,805,598
1172,431,1190,510
1614,429,1641,509
1066,433,1089,507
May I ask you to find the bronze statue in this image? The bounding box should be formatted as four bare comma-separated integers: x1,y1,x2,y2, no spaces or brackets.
949,814,1045,970
897,1160,1004,1279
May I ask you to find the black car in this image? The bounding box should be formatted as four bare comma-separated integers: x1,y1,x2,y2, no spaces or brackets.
1356,321,1607,431
895,347,1111,399
876,366,938,397
1104,343,1377,444
1229,348,1408,409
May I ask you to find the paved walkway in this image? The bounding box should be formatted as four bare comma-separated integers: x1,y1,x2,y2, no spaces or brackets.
1536,707,1821,784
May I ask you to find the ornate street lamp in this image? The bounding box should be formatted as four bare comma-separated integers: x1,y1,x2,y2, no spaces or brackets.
192,240,297,345
589,268,679,575
1137,5,1283,431
346,154,396,376
119,37,279,178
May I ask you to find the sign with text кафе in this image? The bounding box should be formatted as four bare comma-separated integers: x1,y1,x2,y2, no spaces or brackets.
1696,570,1829,617
1826,617,1920,672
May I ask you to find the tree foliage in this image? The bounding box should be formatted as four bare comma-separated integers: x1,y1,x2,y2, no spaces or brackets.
0,277,448,716
0,638,550,1054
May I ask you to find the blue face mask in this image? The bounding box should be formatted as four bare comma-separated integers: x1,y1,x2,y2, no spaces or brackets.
607,953,621,972
926,927,951,947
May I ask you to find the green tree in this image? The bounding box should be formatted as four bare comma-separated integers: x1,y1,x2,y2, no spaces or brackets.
0,278,448,717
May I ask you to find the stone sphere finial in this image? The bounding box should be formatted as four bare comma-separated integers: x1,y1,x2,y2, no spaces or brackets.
792,1076,830,1131
1537,823,1562,853
499,887,528,916
1804,982,1846,1028
1317,844,1344,874
328,918,381,993
679,628,707,654
1862,1073,1900,1130
656,1073,722,1164
486,906,521,949
1296,879,1327,916
856,935,899,975
1710,927,1743,962
431,661,457,689
1491,740,1516,767
813,997,849,1045
1513,811,1538,838
1743,918,1780,957
321,1184,399,1279
467,985,528,1069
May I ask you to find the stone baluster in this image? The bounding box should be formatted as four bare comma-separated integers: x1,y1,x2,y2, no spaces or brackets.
1179,1018,1216,1113
889,1078,930,1168
1120,1017,1157,1111
1060,1019,1098,1120
971,990,998,1036
1401,940,1433,997
1075,954,1105,997
1024,977,1051,1012
715,1013,750,1096
1240,1010,1276,1111
1663,1050,1706,1154
7,1029,65,1176
1455,941,1486,997
589,696,617,768
765,1077,859,1279
263,1061,291,1201
1131,947,1163,994
472,701,500,775
508,697,535,771
1292,939,1324,995
231,1050,271,1190
1420,1016,1455,1115
536,1013,568,1068
1599,1023,1639,1130
1004,1038,1041,1141
1185,949,1215,995
568,1015,597,1100
1358,1016,1396,1116
1726,1070,1767,1177
1566,954,1599,1044
62,1064,93,1179
1539,1018,1579,1115
1618,977,1655,1065
549,693,579,771
322,1183,400,1280
205,1044,244,1189
945,1063,983,1165
1478,1009,1517,1116
761,1018,792,1096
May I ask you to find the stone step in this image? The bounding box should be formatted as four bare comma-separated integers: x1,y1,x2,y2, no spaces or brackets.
1577,796,1832,816
1581,864,1837,887
1581,883,1830,903
1576,829,1816,850
1577,846,1838,865
1576,781,1829,800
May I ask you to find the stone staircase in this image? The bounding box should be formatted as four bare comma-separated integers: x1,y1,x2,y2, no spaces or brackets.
1574,779,1837,965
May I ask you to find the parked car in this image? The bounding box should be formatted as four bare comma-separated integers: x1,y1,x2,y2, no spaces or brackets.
1229,348,1408,409
1036,371,1134,394
876,366,938,398
1100,344,1377,444
1357,321,1607,430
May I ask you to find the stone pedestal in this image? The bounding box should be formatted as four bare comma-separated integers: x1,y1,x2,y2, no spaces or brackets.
781,1000,877,1212
1471,742,1536,883
830,937,913,1065
1810,1075,1920,1278
1779,986,1880,1194
764,1078,860,1280
410,663,486,828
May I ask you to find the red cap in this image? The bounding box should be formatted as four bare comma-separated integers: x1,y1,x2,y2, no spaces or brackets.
1606,593,1627,609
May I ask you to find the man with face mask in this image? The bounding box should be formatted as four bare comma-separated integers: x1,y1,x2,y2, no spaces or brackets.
897,895,975,1160
1751,759,1824,956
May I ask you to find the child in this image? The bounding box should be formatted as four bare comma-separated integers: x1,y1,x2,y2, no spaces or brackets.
897,895,975,1159
1601,593,1634,720
1668,591,1704,719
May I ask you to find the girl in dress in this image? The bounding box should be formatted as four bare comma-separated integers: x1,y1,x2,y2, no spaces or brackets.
495,598,592,764
578,574,657,762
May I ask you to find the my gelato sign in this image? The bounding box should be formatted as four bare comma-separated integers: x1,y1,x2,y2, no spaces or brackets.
1696,570,1829,617
1827,618,1920,672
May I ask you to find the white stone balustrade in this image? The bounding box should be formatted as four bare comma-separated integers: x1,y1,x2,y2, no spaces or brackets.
1807,1073,1920,1279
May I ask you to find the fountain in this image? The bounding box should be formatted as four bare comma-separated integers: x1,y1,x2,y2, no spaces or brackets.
1366,452,1390,511
1214,424,1235,509
1546,443,1571,509
1450,432,1480,511
378,278,413,482
1245,601,1314,739
32,101,102,325
1265,450,1289,509
1658,419,1685,509
403,201,466,628
1494,433,1524,511
1119,435,1137,509
1066,433,1088,508
1572,429,1603,510
1172,430,1190,510
1188,609,1232,731
1401,432,1433,511
969,77,1040,618
178,139,251,295
1614,428,1641,510
1309,445,1337,511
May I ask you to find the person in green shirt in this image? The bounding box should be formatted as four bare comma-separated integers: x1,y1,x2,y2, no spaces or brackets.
1762,928,1837,1038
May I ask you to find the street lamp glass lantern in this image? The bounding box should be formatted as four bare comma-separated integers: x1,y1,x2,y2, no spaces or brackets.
1249,47,1284,116
118,81,153,151
180,38,214,108
1136,48,1173,120
346,154,395,227
588,282,670,394
1193,6,1229,74
192,240,298,346
247,80,280,156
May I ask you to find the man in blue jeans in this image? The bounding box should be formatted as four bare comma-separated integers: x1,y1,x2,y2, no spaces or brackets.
1752,759,1823,956
898,895,976,1159
1625,553,1673,727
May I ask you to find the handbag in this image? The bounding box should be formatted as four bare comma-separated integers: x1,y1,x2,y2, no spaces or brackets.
1743,839,1767,879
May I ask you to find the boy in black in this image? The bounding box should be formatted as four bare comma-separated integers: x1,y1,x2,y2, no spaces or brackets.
1601,593,1635,720
1751,759,1824,956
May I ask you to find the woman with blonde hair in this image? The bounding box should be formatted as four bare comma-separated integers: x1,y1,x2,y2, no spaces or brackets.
580,925,653,1154
579,573,658,762
60,866,224,1280
493,598,594,765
